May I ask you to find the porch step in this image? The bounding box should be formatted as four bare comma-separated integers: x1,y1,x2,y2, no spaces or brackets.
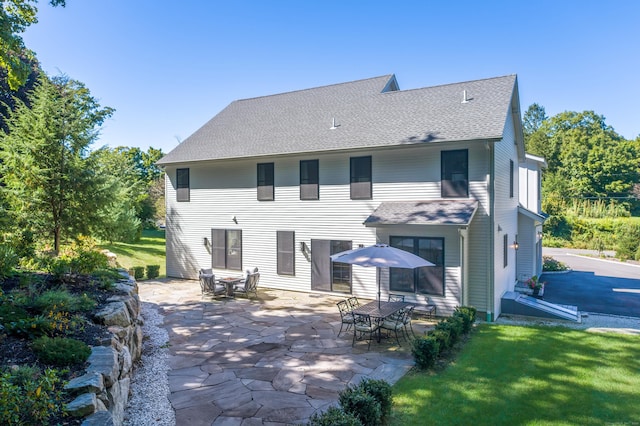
501,291,581,322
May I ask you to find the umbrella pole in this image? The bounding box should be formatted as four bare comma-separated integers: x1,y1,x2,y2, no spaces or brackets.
378,267,381,309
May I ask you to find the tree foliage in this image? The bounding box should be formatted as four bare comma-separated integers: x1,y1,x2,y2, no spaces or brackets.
0,74,113,253
0,0,65,90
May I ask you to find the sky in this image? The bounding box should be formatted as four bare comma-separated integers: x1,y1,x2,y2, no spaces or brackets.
22,0,640,154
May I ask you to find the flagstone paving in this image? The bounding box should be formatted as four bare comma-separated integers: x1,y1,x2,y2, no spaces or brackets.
138,279,436,425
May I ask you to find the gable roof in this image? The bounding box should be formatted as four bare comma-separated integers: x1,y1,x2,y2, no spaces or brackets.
158,74,518,165
364,200,479,226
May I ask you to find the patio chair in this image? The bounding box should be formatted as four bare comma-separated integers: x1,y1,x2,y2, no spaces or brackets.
337,299,356,337
347,296,360,310
352,313,379,350
234,272,259,298
198,268,225,296
402,305,417,338
388,293,405,302
380,309,407,346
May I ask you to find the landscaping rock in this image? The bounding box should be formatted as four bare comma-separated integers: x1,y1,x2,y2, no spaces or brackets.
65,371,104,395
67,392,104,418
87,346,119,388
82,410,115,426
95,301,131,327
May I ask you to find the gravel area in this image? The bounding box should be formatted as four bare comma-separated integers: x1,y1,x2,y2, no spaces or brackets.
497,312,640,335
124,302,175,425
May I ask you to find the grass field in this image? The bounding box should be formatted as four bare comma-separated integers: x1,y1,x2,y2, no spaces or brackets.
392,324,640,425
101,229,166,278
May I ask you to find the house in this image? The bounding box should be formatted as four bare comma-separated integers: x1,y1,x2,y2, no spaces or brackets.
157,74,545,320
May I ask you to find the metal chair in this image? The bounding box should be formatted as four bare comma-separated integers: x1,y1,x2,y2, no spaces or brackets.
352,313,379,350
235,273,259,298
347,296,360,310
380,309,407,346
198,268,225,296
388,293,405,302
337,300,356,337
402,305,417,338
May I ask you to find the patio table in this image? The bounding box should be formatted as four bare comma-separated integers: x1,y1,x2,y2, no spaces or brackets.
352,300,411,342
219,277,243,297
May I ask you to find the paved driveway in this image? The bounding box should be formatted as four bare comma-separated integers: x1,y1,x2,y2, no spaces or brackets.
542,248,640,317
138,280,434,425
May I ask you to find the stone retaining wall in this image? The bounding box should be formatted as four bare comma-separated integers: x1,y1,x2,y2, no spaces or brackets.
64,274,143,425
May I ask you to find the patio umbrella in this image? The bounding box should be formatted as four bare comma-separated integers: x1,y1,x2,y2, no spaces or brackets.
330,244,435,308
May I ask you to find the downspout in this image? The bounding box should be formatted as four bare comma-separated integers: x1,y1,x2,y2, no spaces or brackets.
458,226,468,306
487,142,495,322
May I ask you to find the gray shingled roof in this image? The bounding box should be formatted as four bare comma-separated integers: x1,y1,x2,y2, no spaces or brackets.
364,200,479,226
158,74,517,165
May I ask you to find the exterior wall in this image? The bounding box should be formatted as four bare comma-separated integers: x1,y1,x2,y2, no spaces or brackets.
517,215,536,281
519,159,541,212
164,142,492,314
490,108,521,318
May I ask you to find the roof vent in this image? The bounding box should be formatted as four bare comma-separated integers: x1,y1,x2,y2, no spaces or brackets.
330,117,339,130
462,90,470,104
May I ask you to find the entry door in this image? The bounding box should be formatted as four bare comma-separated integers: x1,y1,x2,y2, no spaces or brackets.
311,239,352,293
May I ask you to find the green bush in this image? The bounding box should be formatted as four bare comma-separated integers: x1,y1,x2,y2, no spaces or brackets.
0,304,30,326
92,268,122,290
146,264,160,279
429,329,451,353
31,336,91,366
542,256,568,272
0,245,19,279
355,378,392,422
307,406,363,426
32,289,96,314
412,335,440,369
0,367,65,425
133,266,145,280
453,306,477,334
435,316,463,345
338,387,382,426
4,315,52,338
614,222,640,260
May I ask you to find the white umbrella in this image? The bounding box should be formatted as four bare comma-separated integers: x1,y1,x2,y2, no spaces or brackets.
330,244,435,308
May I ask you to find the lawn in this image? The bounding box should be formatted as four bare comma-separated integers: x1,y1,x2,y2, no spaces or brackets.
392,324,640,425
101,229,166,278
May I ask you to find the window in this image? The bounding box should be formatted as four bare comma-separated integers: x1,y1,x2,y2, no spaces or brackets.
350,156,372,199
441,150,468,198
389,237,444,296
277,231,295,275
503,234,508,268
509,160,514,198
257,163,274,201
300,160,319,200
176,168,190,202
211,229,242,270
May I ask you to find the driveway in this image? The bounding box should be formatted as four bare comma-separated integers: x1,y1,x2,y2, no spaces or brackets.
542,248,640,317
137,280,435,425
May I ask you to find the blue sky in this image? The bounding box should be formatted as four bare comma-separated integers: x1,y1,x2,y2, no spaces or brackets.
23,0,640,153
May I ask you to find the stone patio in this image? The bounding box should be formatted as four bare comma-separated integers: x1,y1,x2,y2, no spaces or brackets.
138,279,437,425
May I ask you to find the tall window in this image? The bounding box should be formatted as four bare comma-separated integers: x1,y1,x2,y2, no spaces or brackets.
509,160,514,198
300,160,319,200
350,156,372,200
257,163,274,201
503,234,508,268
441,150,468,198
389,237,444,296
176,168,190,202
211,229,242,270
277,231,295,275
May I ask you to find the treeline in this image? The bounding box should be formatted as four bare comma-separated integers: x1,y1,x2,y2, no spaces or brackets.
523,104,640,258
0,1,164,255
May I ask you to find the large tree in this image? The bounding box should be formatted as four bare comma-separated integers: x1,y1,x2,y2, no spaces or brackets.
0,74,113,253
0,0,65,90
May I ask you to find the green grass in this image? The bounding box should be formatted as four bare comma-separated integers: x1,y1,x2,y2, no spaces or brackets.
100,229,166,279
392,324,640,425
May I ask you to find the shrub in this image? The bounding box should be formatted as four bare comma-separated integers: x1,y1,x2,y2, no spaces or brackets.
435,317,463,345
453,306,477,334
0,367,65,425
32,289,96,314
31,336,91,366
307,406,363,426
92,268,122,290
146,264,160,279
0,245,19,279
338,387,382,426
4,315,52,338
0,304,30,326
542,256,569,272
355,378,392,422
412,335,440,369
133,266,145,280
429,329,451,353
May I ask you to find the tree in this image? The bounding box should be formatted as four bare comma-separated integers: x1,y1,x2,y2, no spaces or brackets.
0,74,114,254
522,103,547,138
0,0,65,90
0,56,41,133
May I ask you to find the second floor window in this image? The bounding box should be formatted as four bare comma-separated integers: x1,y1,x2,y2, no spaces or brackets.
257,163,274,201
350,156,372,200
176,168,190,202
441,149,468,198
300,159,319,200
